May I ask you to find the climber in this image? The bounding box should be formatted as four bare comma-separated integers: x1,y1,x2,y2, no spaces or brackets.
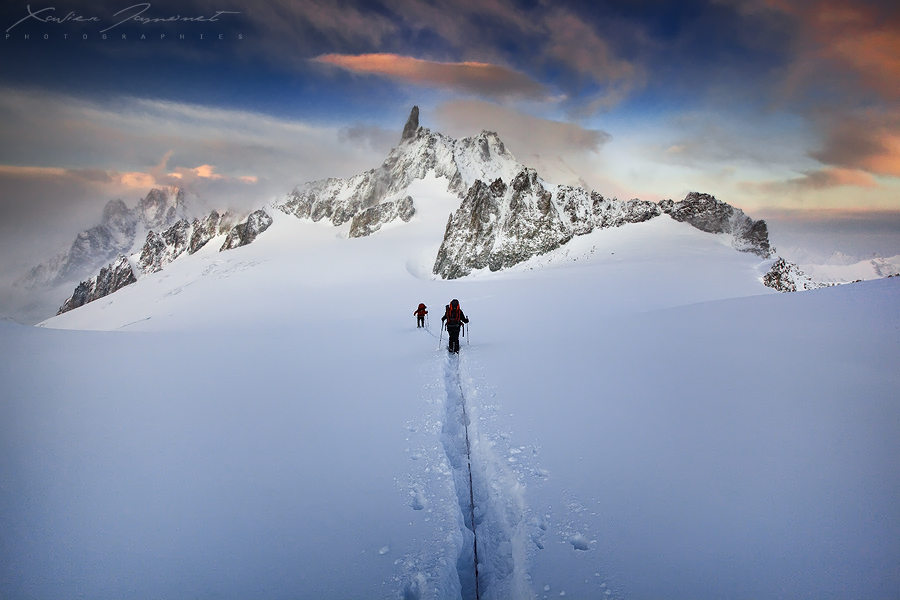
441,298,469,353
414,303,428,328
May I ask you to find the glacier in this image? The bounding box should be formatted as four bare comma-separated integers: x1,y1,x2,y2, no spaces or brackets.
1,168,897,599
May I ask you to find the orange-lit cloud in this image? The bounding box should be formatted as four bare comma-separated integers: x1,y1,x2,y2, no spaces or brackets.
767,0,900,100
164,163,257,184
806,1,899,100
789,167,878,189
747,166,878,195
119,172,157,188
810,111,900,178
0,165,68,178
862,130,900,176
0,164,159,188
191,164,224,180
314,53,548,99
0,161,257,194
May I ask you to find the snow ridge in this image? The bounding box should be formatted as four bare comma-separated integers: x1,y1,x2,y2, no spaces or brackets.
659,192,771,257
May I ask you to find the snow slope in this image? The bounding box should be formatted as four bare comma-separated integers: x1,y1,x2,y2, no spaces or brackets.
800,254,900,283
2,174,898,600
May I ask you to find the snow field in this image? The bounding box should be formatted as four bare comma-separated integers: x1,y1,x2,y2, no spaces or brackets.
6,173,898,599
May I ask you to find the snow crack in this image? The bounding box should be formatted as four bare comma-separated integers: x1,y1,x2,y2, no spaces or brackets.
440,352,533,600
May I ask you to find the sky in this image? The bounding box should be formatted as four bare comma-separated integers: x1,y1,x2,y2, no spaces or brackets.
1,0,899,274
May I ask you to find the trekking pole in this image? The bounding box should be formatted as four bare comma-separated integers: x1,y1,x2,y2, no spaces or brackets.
437,323,444,350
467,322,470,345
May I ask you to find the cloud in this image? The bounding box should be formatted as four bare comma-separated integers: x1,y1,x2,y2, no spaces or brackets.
251,1,641,113
338,124,399,154
755,206,900,261
433,99,611,188
0,164,164,190
230,0,399,62
540,8,645,112
766,0,900,101
435,99,610,152
784,167,878,189
314,53,548,100
809,111,900,177
741,166,879,199
0,87,397,277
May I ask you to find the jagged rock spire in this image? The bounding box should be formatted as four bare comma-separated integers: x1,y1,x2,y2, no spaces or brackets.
401,105,419,142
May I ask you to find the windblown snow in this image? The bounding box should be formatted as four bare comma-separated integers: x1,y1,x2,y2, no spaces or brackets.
2,171,898,598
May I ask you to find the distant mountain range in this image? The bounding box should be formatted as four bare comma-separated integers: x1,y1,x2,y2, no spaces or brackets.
19,187,192,290
20,106,897,317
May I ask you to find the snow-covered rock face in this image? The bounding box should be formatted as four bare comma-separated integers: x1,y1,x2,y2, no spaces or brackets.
276,106,523,231
190,210,232,254
275,108,771,279
220,209,273,250
19,187,190,289
57,255,137,314
349,195,415,238
139,187,188,231
763,258,829,292
434,170,571,278
659,192,772,258
138,211,235,274
433,170,663,279
57,209,250,312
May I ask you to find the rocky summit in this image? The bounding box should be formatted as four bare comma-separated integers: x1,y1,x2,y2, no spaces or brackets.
57,255,137,315
20,187,191,290
659,192,771,257
434,173,667,278
277,107,523,230
56,208,266,314
763,258,829,292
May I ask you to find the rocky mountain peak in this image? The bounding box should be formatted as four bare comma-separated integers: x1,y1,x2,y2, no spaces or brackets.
139,187,188,230
433,169,661,279
277,107,525,232
401,105,420,142
101,199,132,226
659,192,772,258
57,255,137,315
763,257,828,292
